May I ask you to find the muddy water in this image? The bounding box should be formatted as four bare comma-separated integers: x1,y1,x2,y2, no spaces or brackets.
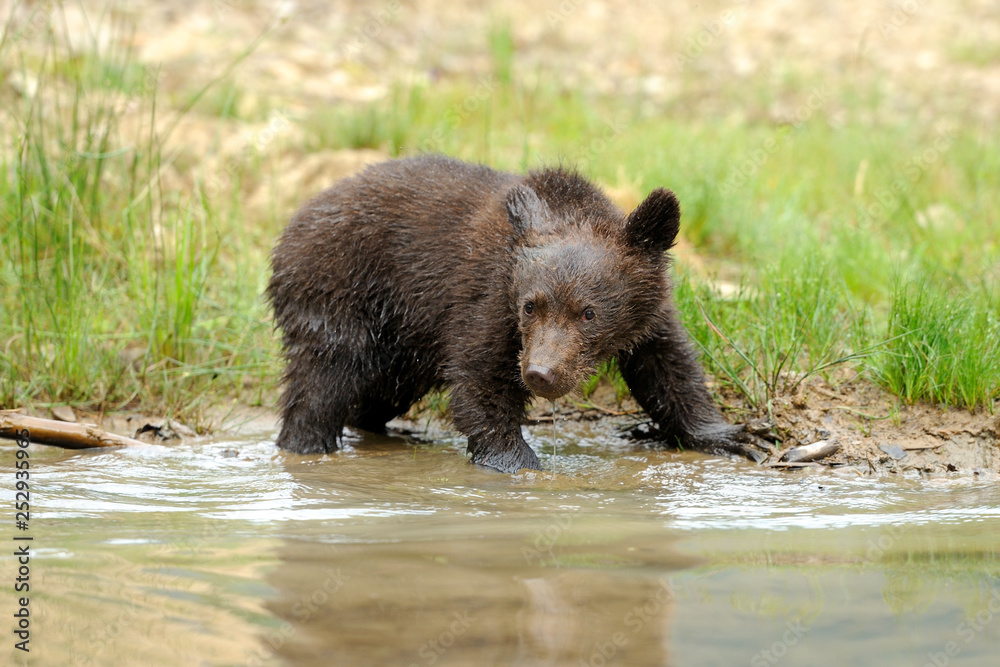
3,419,1000,667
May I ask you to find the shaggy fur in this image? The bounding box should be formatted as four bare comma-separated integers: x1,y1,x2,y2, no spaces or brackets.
267,155,761,472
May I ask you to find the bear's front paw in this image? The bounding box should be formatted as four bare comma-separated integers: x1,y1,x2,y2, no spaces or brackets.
469,438,541,473
689,423,772,463
276,423,339,455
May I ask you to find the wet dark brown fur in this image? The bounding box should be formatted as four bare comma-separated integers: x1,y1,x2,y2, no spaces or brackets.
267,155,761,472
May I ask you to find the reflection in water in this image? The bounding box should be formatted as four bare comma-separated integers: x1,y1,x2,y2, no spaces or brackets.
2,418,1000,666
262,433,689,667
265,539,682,666
264,519,682,666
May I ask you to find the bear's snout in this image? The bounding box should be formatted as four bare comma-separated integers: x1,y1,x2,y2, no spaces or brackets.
524,364,558,395
520,320,587,399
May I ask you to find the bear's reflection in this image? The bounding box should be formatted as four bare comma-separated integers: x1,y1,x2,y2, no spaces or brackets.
257,432,686,666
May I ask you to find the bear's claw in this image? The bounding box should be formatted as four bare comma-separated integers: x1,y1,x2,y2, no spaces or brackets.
469,441,541,473
687,423,773,463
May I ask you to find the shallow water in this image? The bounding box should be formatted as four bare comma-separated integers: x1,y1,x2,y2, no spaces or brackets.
3,419,1000,666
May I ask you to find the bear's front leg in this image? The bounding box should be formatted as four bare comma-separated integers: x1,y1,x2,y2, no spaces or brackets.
619,309,769,463
444,299,542,473
448,377,540,473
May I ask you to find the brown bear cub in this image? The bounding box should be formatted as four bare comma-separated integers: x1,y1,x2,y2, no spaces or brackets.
267,155,762,473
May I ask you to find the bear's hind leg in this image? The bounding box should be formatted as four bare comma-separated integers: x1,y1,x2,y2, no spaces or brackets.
348,396,417,434
345,347,434,434
275,349,363,454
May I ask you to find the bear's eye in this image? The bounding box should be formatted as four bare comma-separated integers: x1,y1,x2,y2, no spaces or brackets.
523,302,534,316
583,308,595,321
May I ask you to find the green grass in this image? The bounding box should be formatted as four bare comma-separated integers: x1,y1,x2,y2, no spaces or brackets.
675,252,868,412
0,8,276,424
1,6,997,423
867,276,1000,409
488,16,515,87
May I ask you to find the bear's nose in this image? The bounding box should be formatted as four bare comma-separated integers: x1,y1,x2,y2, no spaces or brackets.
524,364,558,392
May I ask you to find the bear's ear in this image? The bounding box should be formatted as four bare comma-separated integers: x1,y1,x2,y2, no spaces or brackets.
505,185,548,237
623,188,681,253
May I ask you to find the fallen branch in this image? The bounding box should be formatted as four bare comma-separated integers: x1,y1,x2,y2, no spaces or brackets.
0,411,145,449
783,440,840,463
764,461,823,468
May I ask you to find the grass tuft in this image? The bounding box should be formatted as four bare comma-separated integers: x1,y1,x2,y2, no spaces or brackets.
866,276,1000,411
676,252,871,412
0,3,277,421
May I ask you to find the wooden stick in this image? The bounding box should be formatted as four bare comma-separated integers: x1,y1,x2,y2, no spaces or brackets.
764,461,823,468
0,412,145,449
783,440,840,463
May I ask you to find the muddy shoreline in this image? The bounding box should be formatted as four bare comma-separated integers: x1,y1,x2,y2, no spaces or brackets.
16,374,996,478
524,376,1000,477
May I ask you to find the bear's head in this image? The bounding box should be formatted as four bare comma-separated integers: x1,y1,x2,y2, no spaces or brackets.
506,182,680,400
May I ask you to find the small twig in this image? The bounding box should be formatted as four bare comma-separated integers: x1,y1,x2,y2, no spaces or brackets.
903,443,944,451
825,406,891,420
764,461,823,468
